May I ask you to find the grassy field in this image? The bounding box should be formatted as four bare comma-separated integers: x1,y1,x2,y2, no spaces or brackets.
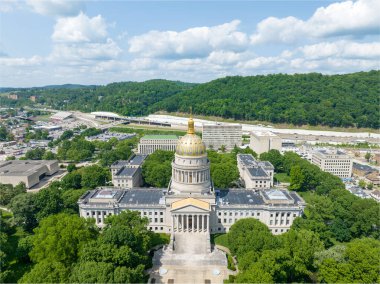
274,173,291,183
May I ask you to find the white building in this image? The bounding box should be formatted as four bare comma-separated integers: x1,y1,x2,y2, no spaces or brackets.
0,160,59,188
202,123,242,150
250,131,282,155
237,154,274,189
311,149,353,178
111,154,147,188
79,116,305,238
138,135,178,154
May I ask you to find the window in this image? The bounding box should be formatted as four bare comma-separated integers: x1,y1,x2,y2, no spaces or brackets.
160,218,163,223
224,219,227,223
154,218,158,222
149,212,152,215
160,212,164,215
218,218,221,224
155,212,157,215
257,213,260,216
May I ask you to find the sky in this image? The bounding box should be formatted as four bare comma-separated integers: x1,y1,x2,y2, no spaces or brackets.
0,0,379,87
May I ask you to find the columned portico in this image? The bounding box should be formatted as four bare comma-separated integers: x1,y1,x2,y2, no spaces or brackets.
173,213,209,233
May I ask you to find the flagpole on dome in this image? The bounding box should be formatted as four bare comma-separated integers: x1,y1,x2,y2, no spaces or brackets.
188,107,195,134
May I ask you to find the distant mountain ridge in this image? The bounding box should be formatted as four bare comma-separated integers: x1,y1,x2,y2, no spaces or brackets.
1,71,379,129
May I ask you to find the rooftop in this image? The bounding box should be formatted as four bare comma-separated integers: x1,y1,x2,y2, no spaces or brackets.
251,131,279,137
0,160,57,177
141,134,178,140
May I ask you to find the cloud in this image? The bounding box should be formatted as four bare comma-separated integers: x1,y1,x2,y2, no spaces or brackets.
0,55,43,67
52,12,107,43
251,0,380,44
49,12,121,63
50,39,122,62
0,0,22,13
129,20,249,59
298,41,380,60
26,0,84,17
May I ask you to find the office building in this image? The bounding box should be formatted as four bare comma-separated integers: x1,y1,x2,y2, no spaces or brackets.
250,131,281,155
202,124,242,150
138,135,178,154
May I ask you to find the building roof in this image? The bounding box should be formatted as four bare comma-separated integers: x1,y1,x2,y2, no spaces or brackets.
353,162,376,173
141,134,178,140
128,154,148,166
218,189,264,205
251,131,279,137
247,167,269,178
116,167,138,177
171,198,210,211
0,160,57,177
50,111,72,120
91,111,121,118
119,189,165,205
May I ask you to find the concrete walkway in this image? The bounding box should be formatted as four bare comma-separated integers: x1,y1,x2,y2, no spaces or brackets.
150,233,231,284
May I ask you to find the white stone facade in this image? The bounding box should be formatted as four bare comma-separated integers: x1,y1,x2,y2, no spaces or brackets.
312,149,353,178
202,124,242,150
250,131,282,155
78,117,305,238
237,154,274,189
138,135,178,154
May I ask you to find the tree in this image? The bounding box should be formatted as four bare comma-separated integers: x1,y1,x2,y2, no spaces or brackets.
19,261,70,283
9,193,37,231
318,238,380,283
260,149,284,171
42,151,56,160
367,182,374,190
25,147,45,160
358,179,366,189
61,171,82,189
29,213,98,266
280,229,324,281
79,165,110,189
365,152,372,162
142,150,174,187
34,187,64,221
0,182,26,205
227,218,278,259
289,165,304,191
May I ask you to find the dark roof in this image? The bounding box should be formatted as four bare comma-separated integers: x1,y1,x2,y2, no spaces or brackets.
119,189,164,205
128,154,148,166
218,189,264,205
247,167,269,178
116,167,138,177
353,162,376,173
111,160,129,168
238,154,257,166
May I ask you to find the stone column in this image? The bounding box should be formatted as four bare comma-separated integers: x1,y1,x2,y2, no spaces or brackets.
199,214,203,231
194,214,197,232
171,216,174,233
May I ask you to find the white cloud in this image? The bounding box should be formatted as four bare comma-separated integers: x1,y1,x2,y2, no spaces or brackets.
50,39,122,63
299,41,380,60
251,0,380,44
0,0,22,13
49,12,121,63
0,55,43,66
26,0,84,17
52,12,107,43
129,20,249,58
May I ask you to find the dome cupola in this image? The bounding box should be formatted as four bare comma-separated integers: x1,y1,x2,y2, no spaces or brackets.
176,115,206,157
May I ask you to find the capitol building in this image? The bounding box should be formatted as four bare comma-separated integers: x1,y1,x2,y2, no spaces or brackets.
78,116,305,236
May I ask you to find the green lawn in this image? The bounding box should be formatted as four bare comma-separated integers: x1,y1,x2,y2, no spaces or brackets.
211,233,230,248
150,233,170,247
274,173,291,183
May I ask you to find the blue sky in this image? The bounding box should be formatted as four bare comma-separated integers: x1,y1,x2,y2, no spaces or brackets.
0,0,379,87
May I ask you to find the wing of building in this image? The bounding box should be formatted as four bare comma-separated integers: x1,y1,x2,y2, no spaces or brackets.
78,116,305,236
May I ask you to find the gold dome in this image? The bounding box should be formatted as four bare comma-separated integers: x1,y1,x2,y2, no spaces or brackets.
176,116,206,156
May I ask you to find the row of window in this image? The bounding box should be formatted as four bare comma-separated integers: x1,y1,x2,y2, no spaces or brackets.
218,211,261,217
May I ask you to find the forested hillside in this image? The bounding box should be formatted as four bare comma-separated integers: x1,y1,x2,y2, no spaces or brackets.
153,71,379,128
3,71,379,128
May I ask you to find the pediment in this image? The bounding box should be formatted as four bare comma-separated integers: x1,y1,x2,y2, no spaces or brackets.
171,204,210,213
171,197,210,212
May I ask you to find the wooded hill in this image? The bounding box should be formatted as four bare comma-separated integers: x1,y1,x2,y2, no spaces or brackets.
4,70,379,129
